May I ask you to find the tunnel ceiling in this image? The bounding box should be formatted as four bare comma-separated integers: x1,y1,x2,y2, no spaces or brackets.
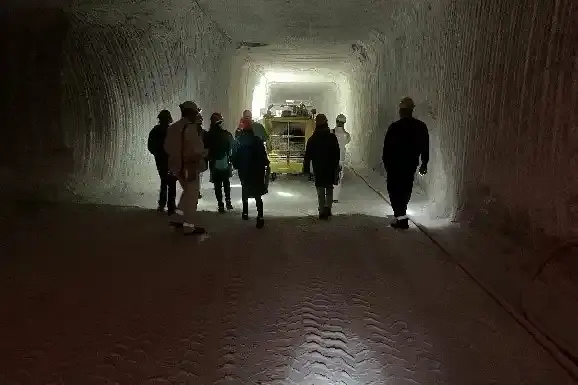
244,42,355,72
195,0,391,44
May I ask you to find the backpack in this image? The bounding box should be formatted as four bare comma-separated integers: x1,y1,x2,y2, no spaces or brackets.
214,154,230,170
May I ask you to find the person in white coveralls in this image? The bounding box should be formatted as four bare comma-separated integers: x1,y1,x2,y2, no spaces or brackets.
332,113,351,203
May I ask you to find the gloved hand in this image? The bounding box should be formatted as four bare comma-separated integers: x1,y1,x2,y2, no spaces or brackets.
419,165,428,176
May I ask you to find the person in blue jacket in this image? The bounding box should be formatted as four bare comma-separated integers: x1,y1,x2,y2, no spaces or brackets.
232,117,269,229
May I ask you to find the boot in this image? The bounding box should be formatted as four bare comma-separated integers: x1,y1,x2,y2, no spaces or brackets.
217,202,226,214
390,218,409,230
256,216,264,229
242,213,249,220
226,200,234,210
319,209,329,220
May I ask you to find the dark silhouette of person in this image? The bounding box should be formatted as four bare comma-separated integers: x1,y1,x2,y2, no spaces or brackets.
382,97,429,229
232,117,269,229
205,112,234,213
148,109,176,214
303,114,341,220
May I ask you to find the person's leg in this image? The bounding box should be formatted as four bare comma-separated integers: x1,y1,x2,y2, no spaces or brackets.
255,195,264,229
198,172,203,199
182,177,204,234
326,186,334,216
213,172,225,212
386,173,402,217
255,196,264,218
223,177,233,209
170,179,187,226
156,159,168,210
400,171,416,217
333,164,343,202
316,186,328,219
167,173,177,215
387,170,410,229
241,184,249,219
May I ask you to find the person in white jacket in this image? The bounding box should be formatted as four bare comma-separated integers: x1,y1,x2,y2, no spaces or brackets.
164,101,208,235
332,114,351,202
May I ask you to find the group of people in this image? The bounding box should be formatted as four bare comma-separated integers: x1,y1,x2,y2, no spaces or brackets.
147,96,429,235
147,104,272,235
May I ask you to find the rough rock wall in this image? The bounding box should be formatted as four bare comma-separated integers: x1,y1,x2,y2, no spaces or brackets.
0,4,233,206
227,53,262,132
62,10,232,200
349,0,578,241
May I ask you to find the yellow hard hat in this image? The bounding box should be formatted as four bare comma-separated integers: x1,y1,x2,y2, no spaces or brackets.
399,97,415,109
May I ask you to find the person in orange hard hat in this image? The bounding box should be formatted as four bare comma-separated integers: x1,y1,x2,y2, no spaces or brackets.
382,97,429,230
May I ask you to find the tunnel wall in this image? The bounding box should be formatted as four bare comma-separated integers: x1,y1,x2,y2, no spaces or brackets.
1,5,233,207
227,53,262,131
62,11,233,201
349,0,578,242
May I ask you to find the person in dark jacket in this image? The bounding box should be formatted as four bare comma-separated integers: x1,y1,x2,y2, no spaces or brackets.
232,117,269,229
382,97,429,229
303,114,341,220
205,112,235,213
147,109,176,214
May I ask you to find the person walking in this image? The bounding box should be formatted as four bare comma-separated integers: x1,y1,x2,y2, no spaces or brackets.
232,117,269,229
332,113,351,203
164,101,208,235
147,110,177,214
205,112,234,213
382,97,429,230
303,114,341,220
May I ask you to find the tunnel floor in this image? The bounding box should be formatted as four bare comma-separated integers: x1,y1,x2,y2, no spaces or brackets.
0,172,573,384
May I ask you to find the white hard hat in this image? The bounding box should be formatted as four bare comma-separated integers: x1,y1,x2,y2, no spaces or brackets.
399,97,415,109
336,114,347,123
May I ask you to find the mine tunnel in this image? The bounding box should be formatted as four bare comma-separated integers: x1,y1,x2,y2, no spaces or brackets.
1,0,578,383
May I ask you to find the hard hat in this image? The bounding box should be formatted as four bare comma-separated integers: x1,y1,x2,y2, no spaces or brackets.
179,101,200,112
336,114,347,123
157,109,172,120
315,114,328,124
399,97,415,109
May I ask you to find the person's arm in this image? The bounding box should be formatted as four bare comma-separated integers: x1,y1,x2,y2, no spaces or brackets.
226,132,234,155
303,136,313,174
231,139,240,170
419,123,430,173
260,123,269,142
147,128,156,155
332,134,341,169
382,124,393,170
343,130,352,146
186,123,205,161
257,136,269,166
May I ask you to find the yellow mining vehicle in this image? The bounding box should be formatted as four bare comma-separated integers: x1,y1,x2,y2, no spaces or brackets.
261,102,317,181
